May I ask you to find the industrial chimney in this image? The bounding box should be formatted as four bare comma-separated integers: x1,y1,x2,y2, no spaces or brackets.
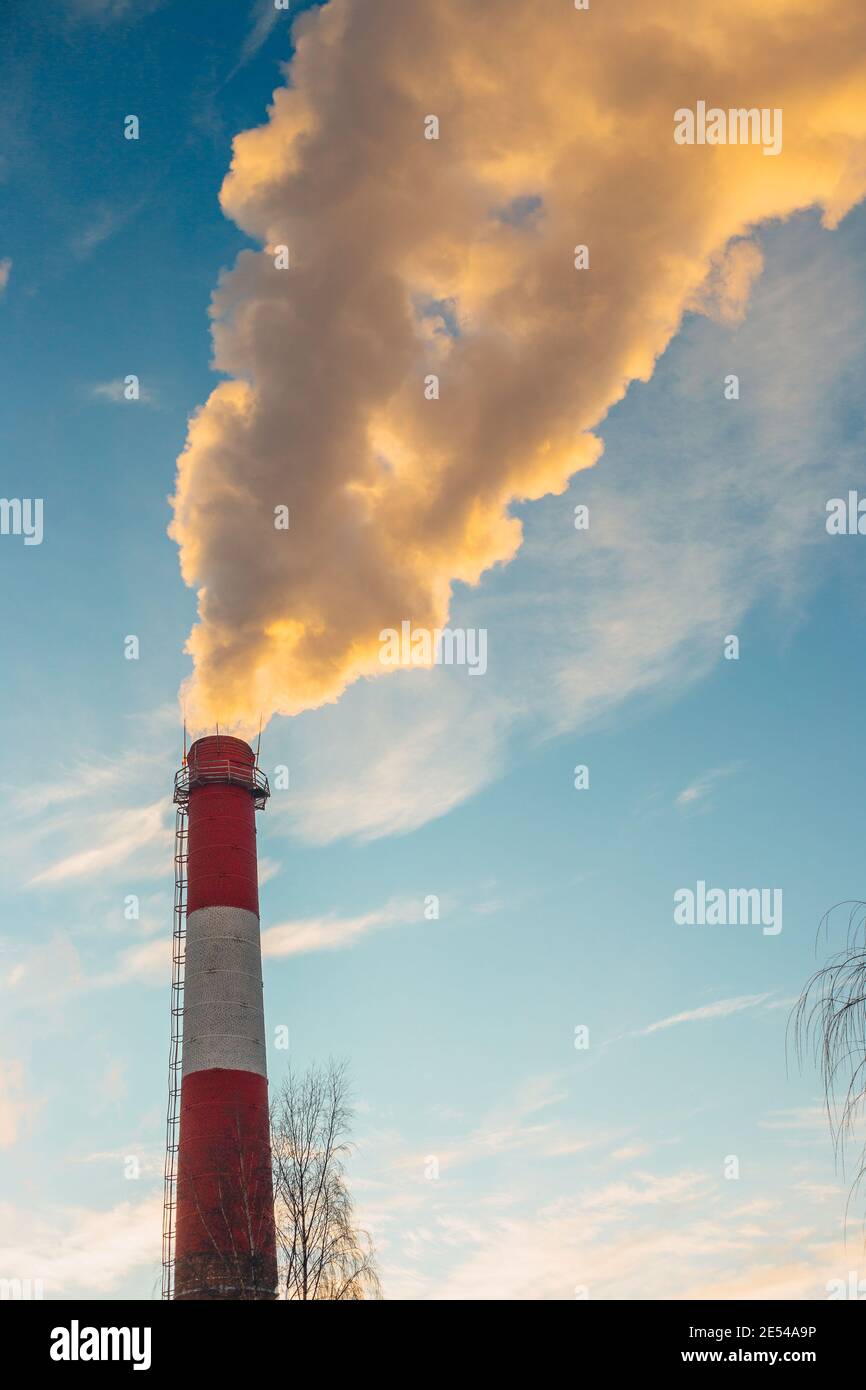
166,734,277,1300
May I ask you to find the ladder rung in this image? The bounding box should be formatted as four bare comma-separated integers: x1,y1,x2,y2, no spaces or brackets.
163,803,188,1300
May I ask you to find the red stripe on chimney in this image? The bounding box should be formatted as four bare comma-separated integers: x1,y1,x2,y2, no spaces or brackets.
174,1068,276,1301
186,782,260,915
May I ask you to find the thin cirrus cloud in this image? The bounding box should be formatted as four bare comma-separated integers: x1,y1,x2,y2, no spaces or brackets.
629,993,775,1039
1,719,177,893
0,257,11,294
71,193,154,262
91,378,155,405
388,1075,589,1176
3,756,135,819
226,0,283,79
676,765,740,812
610,1142,653,1162
25,802,170,888
759,1106,829,1132
260,897,424,958
272,676,515,844
170,0,866,733
72,209,129,260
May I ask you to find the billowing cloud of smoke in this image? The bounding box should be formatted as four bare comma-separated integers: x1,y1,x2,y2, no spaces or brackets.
170,0,866,731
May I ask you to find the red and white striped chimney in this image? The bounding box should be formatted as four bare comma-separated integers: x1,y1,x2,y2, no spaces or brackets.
173,735,277,1300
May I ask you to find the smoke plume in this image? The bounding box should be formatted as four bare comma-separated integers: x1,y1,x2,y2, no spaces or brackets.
170,0,866,730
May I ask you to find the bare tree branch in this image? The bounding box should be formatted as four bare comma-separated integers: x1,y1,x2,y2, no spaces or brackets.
272,1059,381,1300
790,900,866,1233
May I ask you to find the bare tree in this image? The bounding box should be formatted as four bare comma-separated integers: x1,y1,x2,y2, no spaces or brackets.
271,1059,381,1300
791,901,866,1226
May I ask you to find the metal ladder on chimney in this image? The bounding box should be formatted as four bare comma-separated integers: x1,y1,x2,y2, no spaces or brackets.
161,803,188,1300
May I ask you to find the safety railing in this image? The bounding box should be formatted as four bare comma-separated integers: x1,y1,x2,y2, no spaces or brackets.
173,759,270,810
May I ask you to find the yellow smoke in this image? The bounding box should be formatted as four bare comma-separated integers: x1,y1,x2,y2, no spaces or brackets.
170,0,866,731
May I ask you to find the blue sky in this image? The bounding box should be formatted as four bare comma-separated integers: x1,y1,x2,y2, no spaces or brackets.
2,0,866,1300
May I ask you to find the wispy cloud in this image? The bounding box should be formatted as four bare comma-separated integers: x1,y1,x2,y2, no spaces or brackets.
580,1171,710,1213
3,930,170,999
361,1132,850,1300
0,258,11,295
0,717,177,896
71,208,126,259
630,993,774,1038
0,1197,160,1297
230,0,283,76
75,1147,164,1179
26,801,171,888
676,765,739,812
271,679,515,845
760,1106,829,1132
0,1059,39,1148
261,898,424,958
71,198,150,260
67,0,164,23
305,1062,854,1301
99,937,170,987
91,378,155,405
391,1075,596,1178
0,931,84,1011
3,756,135,819
381,1165,835,1300
611,1142,652,1161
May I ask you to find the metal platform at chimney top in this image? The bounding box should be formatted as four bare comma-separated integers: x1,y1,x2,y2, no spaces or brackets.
173,759,270,811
